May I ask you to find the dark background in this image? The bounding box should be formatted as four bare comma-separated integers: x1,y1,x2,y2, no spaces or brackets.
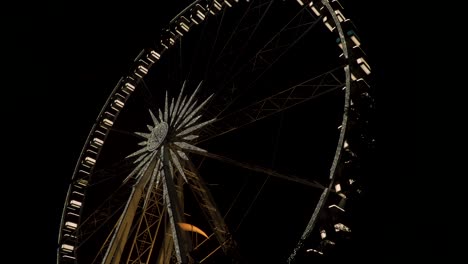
6,0,399,262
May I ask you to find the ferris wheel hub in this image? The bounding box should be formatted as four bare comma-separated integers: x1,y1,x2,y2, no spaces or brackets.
147,122,168,151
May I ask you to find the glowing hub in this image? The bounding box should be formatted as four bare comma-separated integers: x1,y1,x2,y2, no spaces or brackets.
147,122,168,151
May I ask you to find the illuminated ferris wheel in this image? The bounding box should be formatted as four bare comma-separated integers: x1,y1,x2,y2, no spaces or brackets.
57,0,374,263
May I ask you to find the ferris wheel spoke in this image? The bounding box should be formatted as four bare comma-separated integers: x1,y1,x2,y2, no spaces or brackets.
209,0,275,81
77,202,125,250
198,65,345,143
84,160,134,188
209,0,256,68
206,4,323,115
189,150,326,190
234,6,318,74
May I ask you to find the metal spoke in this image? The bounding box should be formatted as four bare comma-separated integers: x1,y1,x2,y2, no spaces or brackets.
190,150,326,190
199,66,345,143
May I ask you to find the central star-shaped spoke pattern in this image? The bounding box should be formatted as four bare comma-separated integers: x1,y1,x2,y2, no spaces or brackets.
124,81,215,185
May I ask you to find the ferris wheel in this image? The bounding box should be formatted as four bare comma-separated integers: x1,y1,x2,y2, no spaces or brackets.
57,0,375,263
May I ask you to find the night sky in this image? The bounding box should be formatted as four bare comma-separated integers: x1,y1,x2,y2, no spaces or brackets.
12,0,395,263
